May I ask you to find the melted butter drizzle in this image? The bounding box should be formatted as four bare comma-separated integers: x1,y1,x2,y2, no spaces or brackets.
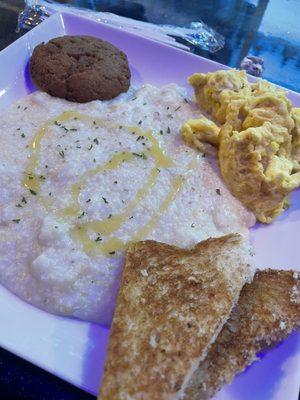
61,152,135,218
130,126,173,168
68,167,160,254
83,167,159,235
132,175,185,241
23,111,89,193
23,111,185,256
60,126,172,219
70,174,185,255
70,228,124,255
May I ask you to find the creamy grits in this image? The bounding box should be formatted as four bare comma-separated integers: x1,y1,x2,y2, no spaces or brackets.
0,84,255,325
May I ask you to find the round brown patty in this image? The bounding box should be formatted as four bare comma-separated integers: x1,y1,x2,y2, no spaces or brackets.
29,35,131,103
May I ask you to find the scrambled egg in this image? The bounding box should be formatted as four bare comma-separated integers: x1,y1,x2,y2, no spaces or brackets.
184,69,300,223
181,117,220,155
189,69,251,124
291,108,300,171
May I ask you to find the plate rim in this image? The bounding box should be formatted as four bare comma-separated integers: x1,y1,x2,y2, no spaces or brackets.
0,10,299,399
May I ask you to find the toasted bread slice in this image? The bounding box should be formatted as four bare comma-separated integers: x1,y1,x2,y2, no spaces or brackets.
99,234,253,400
184,269,300,400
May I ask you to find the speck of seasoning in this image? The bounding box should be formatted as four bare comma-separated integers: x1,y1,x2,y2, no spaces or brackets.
93,121,97,125
167,114,173,118
17,105,21,109
202,153,206,158
184,98,189,103
21,196,27,204
167,106,170,110
174,106,181,112
191,223,195,228
29,189,37,195
21,133,25,138
12,219,21,223
59,150,65,158
93,158,96,163
16,204,22,208
54,226,58,229
159,130,163,135
93,138,99,145
78,211,85,219
108,213,112,219
102,197,108,204
45,165,48,168
95,236,102,242
131,97,137,101
119,125,123,129
136,135,144,141
54,121,61,127
156,168,161,173
132,152,147,160
39,175,46,181
48,192,52,196
216,189,221,195
86,198,91,203
138,120,142,125
88,144,93,151
167,127,171,134
283,202,290,211
109,251,116,255
129,216,134,219
69,128,77,132
17,128,21,131
114,181,118,184
24,107,28,111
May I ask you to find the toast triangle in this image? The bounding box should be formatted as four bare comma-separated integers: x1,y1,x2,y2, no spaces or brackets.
184,269,300,399
99,234,253,399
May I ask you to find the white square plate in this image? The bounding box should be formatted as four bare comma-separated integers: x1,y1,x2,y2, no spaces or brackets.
0,12,299,399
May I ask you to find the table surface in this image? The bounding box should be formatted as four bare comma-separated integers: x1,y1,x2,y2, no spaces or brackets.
0,0,299,399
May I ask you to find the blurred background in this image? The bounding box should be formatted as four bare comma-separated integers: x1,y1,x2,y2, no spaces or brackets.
0,0,299,91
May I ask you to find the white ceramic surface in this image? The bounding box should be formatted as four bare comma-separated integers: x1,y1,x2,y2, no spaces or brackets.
0,12,299,399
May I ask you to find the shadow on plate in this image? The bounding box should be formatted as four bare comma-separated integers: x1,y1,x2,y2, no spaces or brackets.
218,330,300,400
81,322,110,397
